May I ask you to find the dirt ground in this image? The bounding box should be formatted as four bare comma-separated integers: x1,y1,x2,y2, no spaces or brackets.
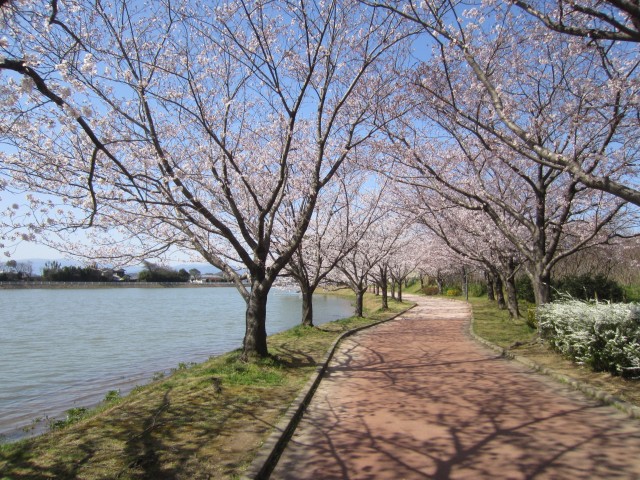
271,296,640,479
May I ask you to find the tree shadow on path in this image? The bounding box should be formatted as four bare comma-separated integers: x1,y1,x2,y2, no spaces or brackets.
272,298,640,479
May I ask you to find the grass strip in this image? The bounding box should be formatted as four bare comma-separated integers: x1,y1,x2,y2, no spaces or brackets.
0,292,413,480
468,295,640,410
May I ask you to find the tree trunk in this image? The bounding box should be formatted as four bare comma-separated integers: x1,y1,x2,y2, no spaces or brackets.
503,273,521,318
242,281,269,360
300,284,315,327
493,275,507,310
462,265,469,300
397,281,403,302
486,271,495,301
390,281,396,300
380,279,389,310
355,288,365,317
531,270,552,305
462,265,469,301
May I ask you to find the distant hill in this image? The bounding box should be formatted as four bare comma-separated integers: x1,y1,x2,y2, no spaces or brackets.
161,262,220,275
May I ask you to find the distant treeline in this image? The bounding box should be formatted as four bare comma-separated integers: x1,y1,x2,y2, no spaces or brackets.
42,261,192,283
138,265,190,283
2,259,226,284
43,265,109,282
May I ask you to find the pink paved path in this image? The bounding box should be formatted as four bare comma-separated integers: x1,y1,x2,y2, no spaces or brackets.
270,296,640,479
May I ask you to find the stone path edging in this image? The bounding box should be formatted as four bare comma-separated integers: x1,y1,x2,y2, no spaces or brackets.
468,307,640,420
241,304,417,480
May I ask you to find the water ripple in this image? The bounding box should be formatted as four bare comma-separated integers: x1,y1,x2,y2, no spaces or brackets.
0,287,352,441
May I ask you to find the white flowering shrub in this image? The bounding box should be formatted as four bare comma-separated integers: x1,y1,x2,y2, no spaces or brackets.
538,298,640,378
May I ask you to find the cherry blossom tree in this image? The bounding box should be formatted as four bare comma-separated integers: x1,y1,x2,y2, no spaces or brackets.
366,212,410,309
417,203,525,316
335,209,408,316
382,125,633,306
411,235,460,293
0,0,407,359
384,227,423,302
282,170,385,326
554,238,640,286
334,243,375,318
510,0,640,42
369,251,393,308
363,2,638,306
369,0,640,206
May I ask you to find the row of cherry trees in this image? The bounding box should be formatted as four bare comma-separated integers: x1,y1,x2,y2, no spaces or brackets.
283,0,640,321
2,0,639,357
370,0,640,315
0,0,410,359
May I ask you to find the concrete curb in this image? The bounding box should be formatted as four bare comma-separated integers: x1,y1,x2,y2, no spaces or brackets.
241,304,417,480
468,313,640,420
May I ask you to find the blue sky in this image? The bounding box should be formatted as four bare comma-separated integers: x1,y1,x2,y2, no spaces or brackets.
1,188,84,261
7,240,64,260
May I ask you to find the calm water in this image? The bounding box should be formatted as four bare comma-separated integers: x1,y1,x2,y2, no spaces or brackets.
0,287,353,441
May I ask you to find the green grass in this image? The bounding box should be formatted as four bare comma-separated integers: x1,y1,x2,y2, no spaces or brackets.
403,280,423,294
467,297,538,348
624,284,640,302
465,293,640,409
195,353,285,386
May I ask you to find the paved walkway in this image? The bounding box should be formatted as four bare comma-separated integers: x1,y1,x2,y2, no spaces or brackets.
270,296,640,479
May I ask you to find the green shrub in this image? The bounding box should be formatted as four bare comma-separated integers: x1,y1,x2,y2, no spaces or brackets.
625,284,640,303
49,407,89,430
538,298,640,377
445,288,461,297
554,274,624,302
517,274,625,303
422,285,439,295
104,390,121,403
516,276,536,303
468,282,487,298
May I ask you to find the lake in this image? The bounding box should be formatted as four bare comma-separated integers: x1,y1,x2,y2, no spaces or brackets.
0,286,353,441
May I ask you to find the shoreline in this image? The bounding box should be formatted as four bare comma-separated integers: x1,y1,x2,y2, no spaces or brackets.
0,294,414,478
0,281,240,290
0,370,155,444
0,288,350,443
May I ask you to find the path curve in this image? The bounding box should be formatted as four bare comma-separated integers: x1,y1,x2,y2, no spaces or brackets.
270,295,640,479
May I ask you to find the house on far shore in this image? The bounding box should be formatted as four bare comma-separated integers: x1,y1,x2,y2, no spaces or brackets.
191,273,229,284
101,268,131,282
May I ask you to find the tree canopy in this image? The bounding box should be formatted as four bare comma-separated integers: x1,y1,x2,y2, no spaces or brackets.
1,0,638,355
